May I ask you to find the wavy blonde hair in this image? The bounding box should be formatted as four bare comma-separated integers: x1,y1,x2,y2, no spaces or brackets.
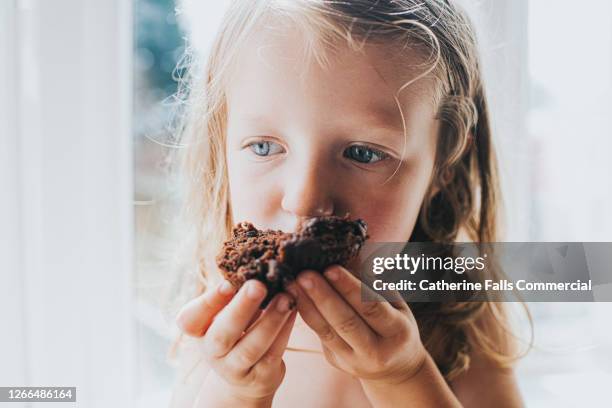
172,0,531,382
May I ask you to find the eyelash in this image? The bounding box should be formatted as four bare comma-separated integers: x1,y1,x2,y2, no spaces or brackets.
245,140,390,165
343,144,389,164
247,140,285,157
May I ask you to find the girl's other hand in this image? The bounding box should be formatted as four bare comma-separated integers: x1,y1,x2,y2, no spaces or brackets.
176,280,297,407
288,266,427,386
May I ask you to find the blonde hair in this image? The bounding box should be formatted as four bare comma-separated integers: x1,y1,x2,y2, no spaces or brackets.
172,0,531,382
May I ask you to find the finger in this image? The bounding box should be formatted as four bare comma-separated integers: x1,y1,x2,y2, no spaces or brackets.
324,265,408,337
246,309,263,329
225,294,295,370
258,309,297,368
204,280,267,358
175,280,236,337
252,309,297,384
344,264,410,312
376,287,410,312
286,281,351,353
296,271,376,350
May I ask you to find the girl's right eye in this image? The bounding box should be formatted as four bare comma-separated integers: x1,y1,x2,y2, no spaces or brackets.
247,141,284,157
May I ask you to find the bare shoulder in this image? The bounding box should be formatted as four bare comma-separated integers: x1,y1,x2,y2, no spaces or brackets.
449,305,526,408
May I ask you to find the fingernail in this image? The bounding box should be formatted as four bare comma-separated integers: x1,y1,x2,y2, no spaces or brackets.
246,281,266,300
325,267,340,281
276,296,290,313
218,280,235,296
298,275,313,291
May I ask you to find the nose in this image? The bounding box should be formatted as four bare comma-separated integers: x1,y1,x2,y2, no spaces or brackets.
281,159,335,219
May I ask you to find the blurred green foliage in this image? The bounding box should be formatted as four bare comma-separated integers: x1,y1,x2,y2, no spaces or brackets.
134,0,185,102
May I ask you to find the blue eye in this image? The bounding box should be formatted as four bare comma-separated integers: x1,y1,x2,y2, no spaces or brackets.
248,141,284,157
343,145,387,164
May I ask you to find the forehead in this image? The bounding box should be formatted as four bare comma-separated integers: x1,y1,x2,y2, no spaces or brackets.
225,18,438,130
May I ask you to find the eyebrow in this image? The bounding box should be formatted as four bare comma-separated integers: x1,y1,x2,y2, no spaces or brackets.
358,103,405,131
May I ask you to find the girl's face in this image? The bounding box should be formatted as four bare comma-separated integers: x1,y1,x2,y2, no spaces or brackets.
225,24,439,242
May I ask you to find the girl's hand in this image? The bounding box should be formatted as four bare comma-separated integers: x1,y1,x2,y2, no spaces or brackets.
176,280,297,407
287,265,428,386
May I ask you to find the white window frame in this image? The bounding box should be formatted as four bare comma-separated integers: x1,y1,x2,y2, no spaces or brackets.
0,0,27,387
0,0,135,406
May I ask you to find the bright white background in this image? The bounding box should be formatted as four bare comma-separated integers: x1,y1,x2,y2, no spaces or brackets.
1,0,134,407
1,0,611,407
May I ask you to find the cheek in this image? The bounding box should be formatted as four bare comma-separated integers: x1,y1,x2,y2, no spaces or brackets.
342,162,433,242
355,196,419,242
346,188,420,242
227,156,281,224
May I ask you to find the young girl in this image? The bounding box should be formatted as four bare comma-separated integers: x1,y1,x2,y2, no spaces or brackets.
170,1,527,406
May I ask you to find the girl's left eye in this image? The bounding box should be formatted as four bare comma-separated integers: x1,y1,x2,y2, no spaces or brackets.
247,141,284,157
343,145,388,164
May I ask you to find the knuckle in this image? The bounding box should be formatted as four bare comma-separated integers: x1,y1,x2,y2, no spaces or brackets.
393,322,412,341
250,357,285,391
337,285,354,299
205,332,232,357
369,352,388,371
176,313,201,337
361,302,385,320
336,315,362,336
236,345,260,368
200,295,217,312
322,348,339,368
317,324,337,342
257,353,277,367
223,356,248,380
177,319,200,337
255,354,282,378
